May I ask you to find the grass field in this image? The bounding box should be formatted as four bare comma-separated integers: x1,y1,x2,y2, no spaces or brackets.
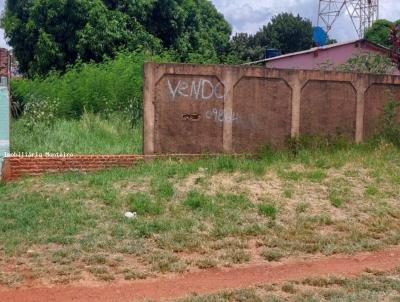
11,113,142,154
1,140,400,286
177,268,400,302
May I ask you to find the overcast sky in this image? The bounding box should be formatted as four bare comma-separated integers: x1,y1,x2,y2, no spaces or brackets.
0,0,399,49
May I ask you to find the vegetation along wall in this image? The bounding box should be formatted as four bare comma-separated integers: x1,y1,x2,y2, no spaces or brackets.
143,63,400,155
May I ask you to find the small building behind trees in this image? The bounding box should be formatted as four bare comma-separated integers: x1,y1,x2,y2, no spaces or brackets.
259,39,399,75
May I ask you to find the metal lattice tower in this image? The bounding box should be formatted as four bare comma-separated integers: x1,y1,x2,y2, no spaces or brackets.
318,0,379,38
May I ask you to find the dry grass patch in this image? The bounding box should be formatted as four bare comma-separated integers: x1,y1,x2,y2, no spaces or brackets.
177,268,400,301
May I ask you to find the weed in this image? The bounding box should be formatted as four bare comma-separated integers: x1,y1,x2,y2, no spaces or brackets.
306,170,327,182
156,232,203,253
296,202,310,214
151,178,174,200
365,186,379,197
88,266,115,281
147,251,187,273
216,193,252,210
84,254,108,266
195,258,217,269
329,190,345,208
258,203,278,220
282,186,294,198
221,249,251,265
183,190,213,211
122,269,149,280
195,177,207,185
302,277,331,287
281,282,297,294
379,97,400,147
100,187,118,205
261,249,284,261
129,193,163,216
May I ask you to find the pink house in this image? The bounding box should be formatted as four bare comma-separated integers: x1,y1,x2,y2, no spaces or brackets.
262,39,399,74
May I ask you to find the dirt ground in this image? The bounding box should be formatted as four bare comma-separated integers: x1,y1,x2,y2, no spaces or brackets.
1,246,400,302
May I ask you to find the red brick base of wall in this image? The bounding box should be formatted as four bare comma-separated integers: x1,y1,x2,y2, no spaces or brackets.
1,155,143,182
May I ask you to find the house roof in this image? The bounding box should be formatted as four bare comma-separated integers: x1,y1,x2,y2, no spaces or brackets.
245,39,390,65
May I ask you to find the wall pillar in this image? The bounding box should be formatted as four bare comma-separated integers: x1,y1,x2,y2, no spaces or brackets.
222,70,234,153
290,76,303,138
143,63,156,155
355,78,368,143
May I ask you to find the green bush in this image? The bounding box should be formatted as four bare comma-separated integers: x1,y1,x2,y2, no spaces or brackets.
22,96,60,129
11,51,170,122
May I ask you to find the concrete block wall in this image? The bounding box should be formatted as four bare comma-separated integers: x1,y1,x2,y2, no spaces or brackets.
143,62,400,155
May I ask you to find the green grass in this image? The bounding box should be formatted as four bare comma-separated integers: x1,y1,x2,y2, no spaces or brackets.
258,203,278,219
183,191,213,211
129,193,163,216
11,112,142,154
175,268,400,301
1,141,400,286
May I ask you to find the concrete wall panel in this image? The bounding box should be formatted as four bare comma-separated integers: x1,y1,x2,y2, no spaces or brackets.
232,77,292,152
300,81,357,138
154,75,225,154
364,84,400,137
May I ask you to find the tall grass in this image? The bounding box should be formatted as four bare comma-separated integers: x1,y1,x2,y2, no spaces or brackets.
11,113,142,154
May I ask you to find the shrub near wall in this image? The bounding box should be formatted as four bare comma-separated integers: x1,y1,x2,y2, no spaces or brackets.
11,51,170,121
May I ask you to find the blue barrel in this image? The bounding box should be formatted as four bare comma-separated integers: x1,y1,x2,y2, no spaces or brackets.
312,26,328,46
266,48,282,59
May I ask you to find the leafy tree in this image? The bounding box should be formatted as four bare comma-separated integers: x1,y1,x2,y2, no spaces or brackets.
2,0,160,76
2,0,231,76
365,19,396,48
257,13,313,55
121,0,232,62
229,13,314,63
228,33,264,63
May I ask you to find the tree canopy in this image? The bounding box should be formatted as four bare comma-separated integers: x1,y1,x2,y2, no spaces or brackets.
3,1,325,75
364,19,400,49
230,13,314,63
2,0,232,76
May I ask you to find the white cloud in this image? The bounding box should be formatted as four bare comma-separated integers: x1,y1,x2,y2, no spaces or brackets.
213,2,274,33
